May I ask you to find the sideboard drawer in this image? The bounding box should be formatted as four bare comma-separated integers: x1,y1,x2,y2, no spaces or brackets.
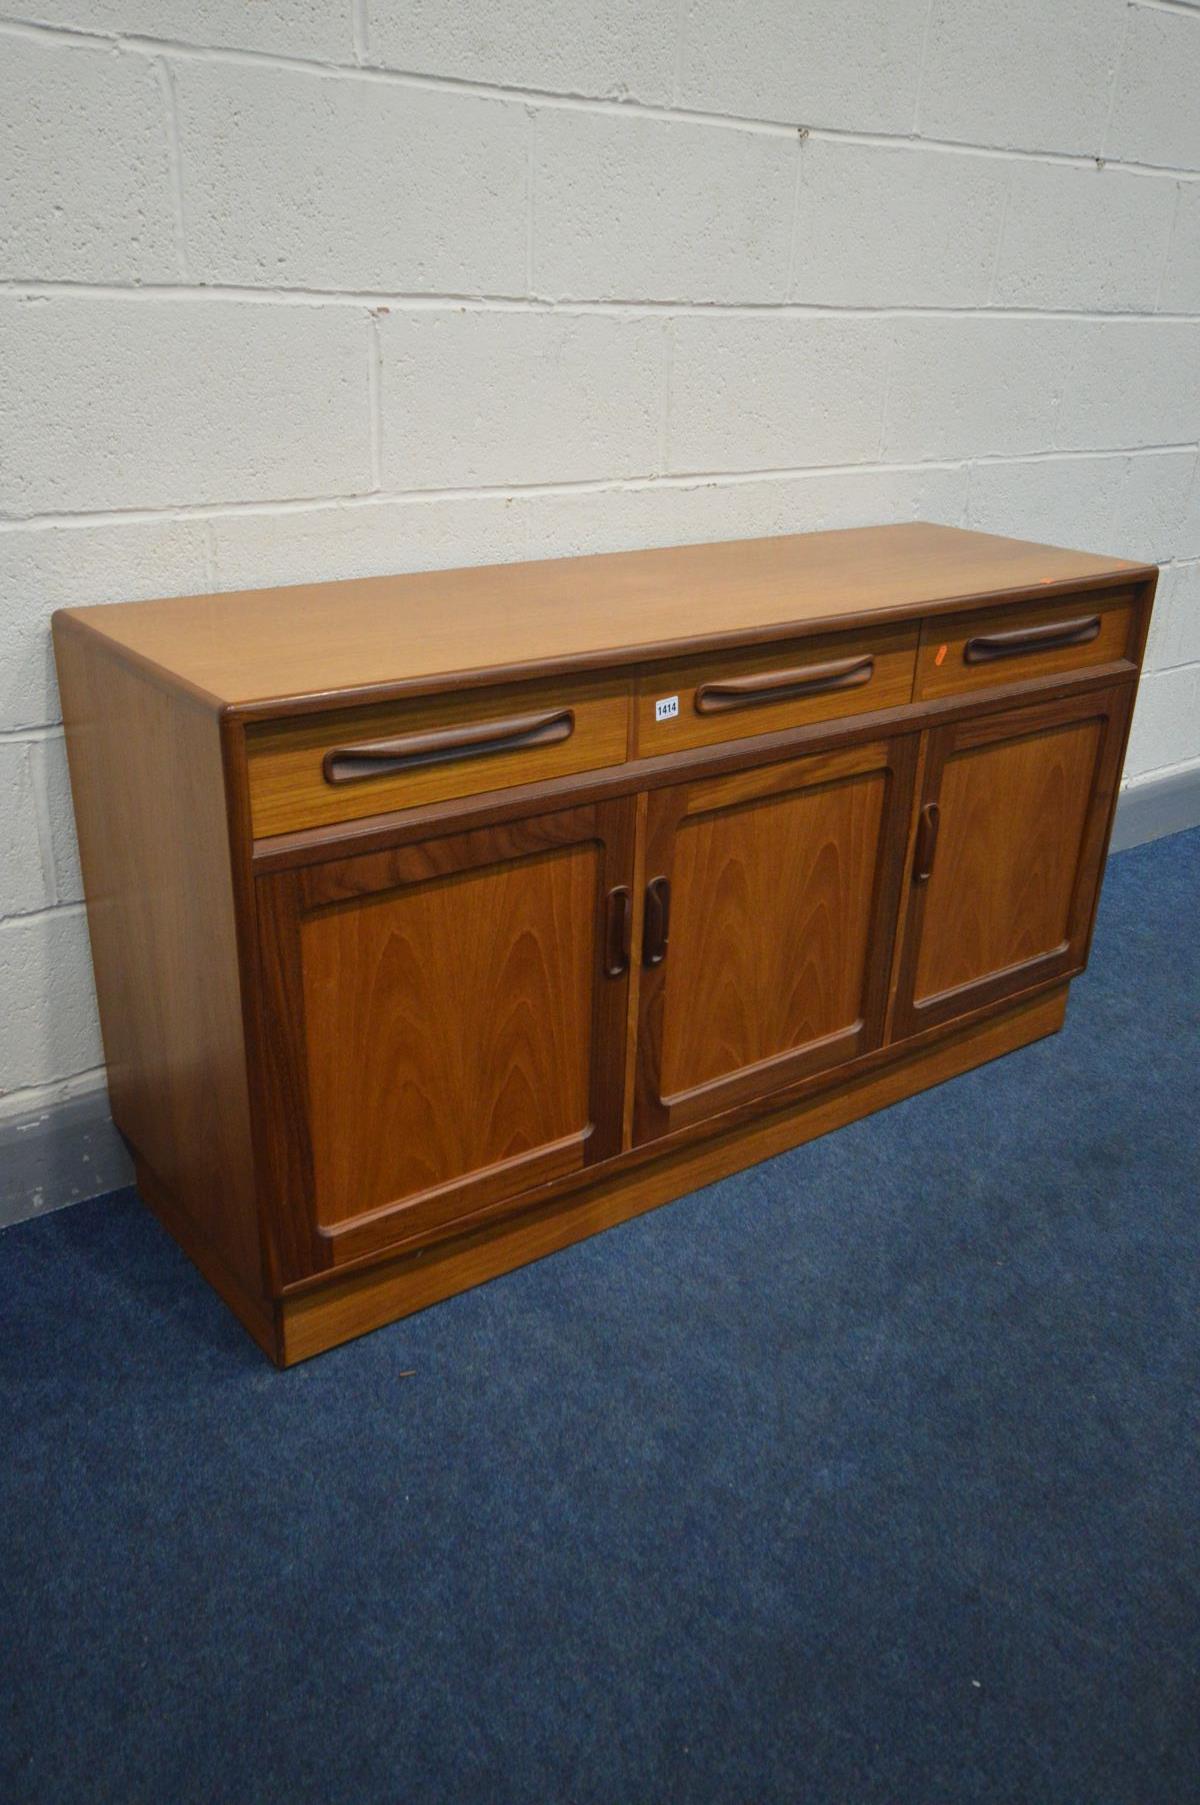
914,589,1138,701
246,675,631,836
633,621,918,757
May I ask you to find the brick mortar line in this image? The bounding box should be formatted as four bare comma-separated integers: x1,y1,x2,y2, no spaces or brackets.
153,57,190,282
1122,753,1200,788
0,726,66,745
2,13,1199,182
2,283,1199,321
985,166,1016,305
201,521,219,591
1,442,1197,535
911,0,938,135
1153,182,1186,311
657,319,675,474
670,0,689,107
23,734,61,910
1133,0,1200,17
525,109,537,294
875,322,897,462
351,0,368,67
0,1067,110,1126
0,898,87,930
784,134,805,300
366,314,384,492
1099,1,1133,164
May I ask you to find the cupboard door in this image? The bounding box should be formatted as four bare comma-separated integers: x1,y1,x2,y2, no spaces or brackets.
891,685,1132,1040
258,799,636,1279
633,738,917,1145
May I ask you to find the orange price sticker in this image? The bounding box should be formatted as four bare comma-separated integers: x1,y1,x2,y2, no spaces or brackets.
934,643,948,667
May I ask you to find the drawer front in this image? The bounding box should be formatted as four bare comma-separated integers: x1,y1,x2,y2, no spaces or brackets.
247,675,631,837
914,589,1137,701
634,622,918,757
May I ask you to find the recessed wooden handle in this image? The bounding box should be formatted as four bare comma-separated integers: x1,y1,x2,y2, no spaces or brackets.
322,708,575,785
643,876,671,967
603,886,632,979
694,654,874,715
913,802,940,883
963,615,1101,665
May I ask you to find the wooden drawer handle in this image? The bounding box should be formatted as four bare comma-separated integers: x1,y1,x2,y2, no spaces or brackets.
603,886,632,979
963,615,1101,665
643,876,671,967
322,708,574,785
913,802,940,883
694,654,874,714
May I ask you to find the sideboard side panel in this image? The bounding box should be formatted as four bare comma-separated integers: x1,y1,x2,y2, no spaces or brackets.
53,621,264,1301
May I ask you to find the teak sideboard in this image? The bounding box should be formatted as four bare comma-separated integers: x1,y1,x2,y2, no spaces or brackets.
54,523,1156,1365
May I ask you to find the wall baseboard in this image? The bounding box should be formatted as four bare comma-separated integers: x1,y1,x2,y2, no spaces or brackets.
0,1088,132,1232
2,784,1197,1233
1110,766,1200,853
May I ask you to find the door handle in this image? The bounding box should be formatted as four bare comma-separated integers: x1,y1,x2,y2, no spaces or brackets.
913,802,940,883
643,876,671,967
603,886,632,978
963,615,1100,665
694,654,874,714
322,708,574,785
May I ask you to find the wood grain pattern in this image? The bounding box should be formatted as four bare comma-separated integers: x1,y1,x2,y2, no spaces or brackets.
914,589,1136,700
277,985,1069,1364
52,619,263,1293
255,800,637,1277
246,674,630,837
662,776,885,1091
891,685,1134,1038
633,621,918,756
915,723,1099,997
303,844,598,1223
250,658,1147,879
58,523,1149,715
51,523,1153,1367
634,737,917,1142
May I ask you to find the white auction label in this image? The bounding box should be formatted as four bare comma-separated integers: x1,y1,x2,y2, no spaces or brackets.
654,695,680,722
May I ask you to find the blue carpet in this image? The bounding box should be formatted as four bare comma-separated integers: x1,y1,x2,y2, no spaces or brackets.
3,828,1198,1804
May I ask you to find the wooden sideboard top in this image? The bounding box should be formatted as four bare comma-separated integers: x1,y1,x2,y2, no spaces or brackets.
56,521,1151,717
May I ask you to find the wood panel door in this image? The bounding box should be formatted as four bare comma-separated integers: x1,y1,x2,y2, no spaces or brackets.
633,737,917,1145
890,685,1133,1040
257,799,637,1280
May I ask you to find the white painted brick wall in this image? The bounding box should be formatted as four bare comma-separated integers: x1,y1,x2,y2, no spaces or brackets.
1147,560,1200,672
991,165,1177,313
0,742,50,918
792,142,1008,308
1,35,177,282
174,67,530,293
0,297,372,514
1107,8,1200,171
676,0,930,135
669,316,891,472
366,0,678,106
22,1,353,61
0,908,104,1097
1161,184,1200,314
533,112,795,304
918,0,1128,157
0,1,1198,1122
379,311,664,488
0,521,209,731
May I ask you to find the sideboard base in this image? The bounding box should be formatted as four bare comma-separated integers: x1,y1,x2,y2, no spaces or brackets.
252,984,1065,1367
134,1152,280,1363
